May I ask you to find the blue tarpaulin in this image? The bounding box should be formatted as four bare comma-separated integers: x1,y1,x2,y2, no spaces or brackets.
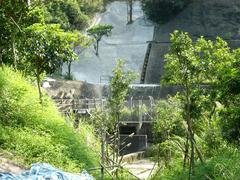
0,163,94,180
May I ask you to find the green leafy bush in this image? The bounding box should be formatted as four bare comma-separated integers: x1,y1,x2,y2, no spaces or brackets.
0,67,100,172
218,62,240,144
151,97,185,164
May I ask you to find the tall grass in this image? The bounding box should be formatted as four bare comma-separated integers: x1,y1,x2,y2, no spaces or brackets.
152,146,240,180
0,67,100,172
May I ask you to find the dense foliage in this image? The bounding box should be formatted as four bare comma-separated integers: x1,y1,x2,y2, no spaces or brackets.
0,0,106,68
34,0,106,30
0,0,107,99
0,67,100,172
0,0,110,176
141,0,191,23
218,54,240,143
150,30,240,179
106,60,135,178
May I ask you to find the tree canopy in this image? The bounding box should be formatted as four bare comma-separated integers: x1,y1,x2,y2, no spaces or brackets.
141,0,191,23
159,30,240,179
87,24,113,56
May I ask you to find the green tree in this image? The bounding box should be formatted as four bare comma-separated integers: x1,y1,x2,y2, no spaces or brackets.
163,30,204,178
154,97,184,142
108,59,135,176
45,0,89,30
77,0,104,16
193,36,239,145
22,24,83,103
87,24,113,56
0,7,7,66
26,5,51,25
162,30,239,178
0,0,28,67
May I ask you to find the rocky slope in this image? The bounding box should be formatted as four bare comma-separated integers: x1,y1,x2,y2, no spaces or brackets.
145,0,240,83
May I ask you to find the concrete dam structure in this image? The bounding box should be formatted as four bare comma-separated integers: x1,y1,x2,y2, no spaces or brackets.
50,0,240,154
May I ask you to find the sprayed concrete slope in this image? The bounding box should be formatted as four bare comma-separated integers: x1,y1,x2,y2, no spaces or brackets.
145,0,240,83
63,1,154,83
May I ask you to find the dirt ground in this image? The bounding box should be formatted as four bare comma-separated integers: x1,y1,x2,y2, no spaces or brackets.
0,156,26,174
123,158,157,180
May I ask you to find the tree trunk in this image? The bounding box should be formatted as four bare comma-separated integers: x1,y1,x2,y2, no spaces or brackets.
101,128,105,179
67,60,72,80
193,137,204,163
129,0,133,23
11,35,17,69
0,47,3,67
157,143,161,166
185,83,195,180
115,111,120,178
36,70,43,105
112,124,116,165
189,132,195,180
183,134,189,167
127,0,133,24
167,130,171,165
96,40,99,56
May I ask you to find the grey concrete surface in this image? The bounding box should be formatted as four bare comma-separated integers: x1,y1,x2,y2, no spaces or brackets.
63,1,154,83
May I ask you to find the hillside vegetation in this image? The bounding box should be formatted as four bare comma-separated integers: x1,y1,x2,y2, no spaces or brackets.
1,0,240,179
44,0,106,30
0,67,100,172
149,30,240,179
